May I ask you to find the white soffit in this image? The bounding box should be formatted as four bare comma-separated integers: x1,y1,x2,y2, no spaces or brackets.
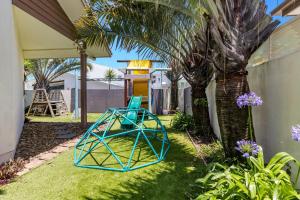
14,2,110,59
14,6,79,59
57,0,85,22
58,0,112,58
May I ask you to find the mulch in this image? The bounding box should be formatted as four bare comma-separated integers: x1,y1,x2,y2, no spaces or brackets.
14,122,90,162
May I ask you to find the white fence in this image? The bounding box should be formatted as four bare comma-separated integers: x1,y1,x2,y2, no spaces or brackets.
178,17,300,184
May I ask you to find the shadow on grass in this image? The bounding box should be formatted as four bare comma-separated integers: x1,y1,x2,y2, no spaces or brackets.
81,130,208,200
0,189,6,195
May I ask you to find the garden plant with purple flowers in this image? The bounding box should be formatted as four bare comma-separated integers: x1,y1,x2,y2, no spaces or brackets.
236,92,263,141
235,139,260,158
291,125,300,142
236,92,263,108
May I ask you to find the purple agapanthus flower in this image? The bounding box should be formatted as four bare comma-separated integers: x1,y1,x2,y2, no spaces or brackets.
236,92,263,108
291,125,300,142
235,140,260,158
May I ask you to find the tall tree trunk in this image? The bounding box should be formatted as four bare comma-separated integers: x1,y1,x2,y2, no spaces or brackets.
170,80,178,111
191,84,213,137
216,72,252,157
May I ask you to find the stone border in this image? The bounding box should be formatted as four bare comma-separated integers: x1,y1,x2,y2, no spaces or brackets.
17,136,80,176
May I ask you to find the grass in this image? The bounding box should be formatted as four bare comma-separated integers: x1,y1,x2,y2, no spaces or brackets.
27,113,102,123
1,114,221,200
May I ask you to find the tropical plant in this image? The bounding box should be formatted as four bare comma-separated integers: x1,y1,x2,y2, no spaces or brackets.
171,112,194,131
77,0,214,136
0,158,25,185
104,68,117,90
165,59,182,111
25,58,92,91
205,0,280,157
24,59,33,81
195,150,300,200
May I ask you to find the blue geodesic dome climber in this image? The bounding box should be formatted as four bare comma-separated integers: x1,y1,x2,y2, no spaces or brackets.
74,96,170,172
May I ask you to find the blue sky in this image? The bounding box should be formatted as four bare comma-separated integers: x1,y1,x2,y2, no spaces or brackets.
95,0,291,68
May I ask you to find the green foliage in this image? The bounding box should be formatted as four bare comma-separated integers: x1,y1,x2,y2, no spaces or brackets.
104,68,117,80
104,68,117,90
0,159,25,185
171,112,194,131
195,150,300,199
193,98,208,107
199,141,224,163
25,58,92,91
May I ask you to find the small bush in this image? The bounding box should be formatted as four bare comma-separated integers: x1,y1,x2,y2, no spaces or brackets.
171,112,194,131
194,150,300,199
0,158,25,184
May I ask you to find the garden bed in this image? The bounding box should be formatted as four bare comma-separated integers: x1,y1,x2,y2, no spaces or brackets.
15,122,89,161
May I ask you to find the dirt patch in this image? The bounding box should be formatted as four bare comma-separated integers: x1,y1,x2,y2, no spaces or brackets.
10,122,93,176
15,122,90,161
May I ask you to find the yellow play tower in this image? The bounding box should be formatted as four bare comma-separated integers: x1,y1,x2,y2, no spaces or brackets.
128,60,151,109
118,59,168,112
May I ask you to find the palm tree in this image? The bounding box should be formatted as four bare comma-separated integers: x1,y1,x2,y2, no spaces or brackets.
77,0,215,136
138,0,279,156
105,68,116,90
205,0,280,157
25,58,92,91
165,59,182,111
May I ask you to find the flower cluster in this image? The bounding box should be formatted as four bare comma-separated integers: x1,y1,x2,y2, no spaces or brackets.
291,125,300,142
235,140,260,158
236,92,263,108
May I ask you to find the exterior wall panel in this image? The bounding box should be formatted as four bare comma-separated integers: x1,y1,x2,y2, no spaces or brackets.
0,0,24,163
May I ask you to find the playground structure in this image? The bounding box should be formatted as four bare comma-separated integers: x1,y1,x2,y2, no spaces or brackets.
119,60,170,112
27,89,68,117
74,96,170,171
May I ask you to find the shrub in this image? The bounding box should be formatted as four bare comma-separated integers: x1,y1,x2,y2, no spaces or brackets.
0,158,25,185
194,149,300,199
171,112,194,131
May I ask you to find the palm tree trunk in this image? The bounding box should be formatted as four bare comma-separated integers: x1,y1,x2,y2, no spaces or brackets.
170,81,178,111
216,72,252,157
191,84,213,137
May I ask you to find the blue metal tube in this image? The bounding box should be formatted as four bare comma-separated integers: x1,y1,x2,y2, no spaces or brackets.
102,140,125,168
126,132,141,168
76,141,101,165
140,130,159,159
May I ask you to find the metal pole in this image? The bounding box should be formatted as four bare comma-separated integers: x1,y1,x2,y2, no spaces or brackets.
74,68,79,119
79,41,87,127
124,79,128,107
148,79,152,113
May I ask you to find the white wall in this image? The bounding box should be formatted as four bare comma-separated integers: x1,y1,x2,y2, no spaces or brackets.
247,50,300,161
54,73,124,90
0,1,24,163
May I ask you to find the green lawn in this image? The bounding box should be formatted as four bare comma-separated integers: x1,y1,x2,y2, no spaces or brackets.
0,115,211,200
27,113,102,123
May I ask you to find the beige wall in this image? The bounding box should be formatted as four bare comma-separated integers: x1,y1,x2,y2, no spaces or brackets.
247,50,300,161
0,0,24,163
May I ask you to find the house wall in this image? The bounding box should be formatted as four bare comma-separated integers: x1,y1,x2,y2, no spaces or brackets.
55,73,124,90
0,1,24,163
